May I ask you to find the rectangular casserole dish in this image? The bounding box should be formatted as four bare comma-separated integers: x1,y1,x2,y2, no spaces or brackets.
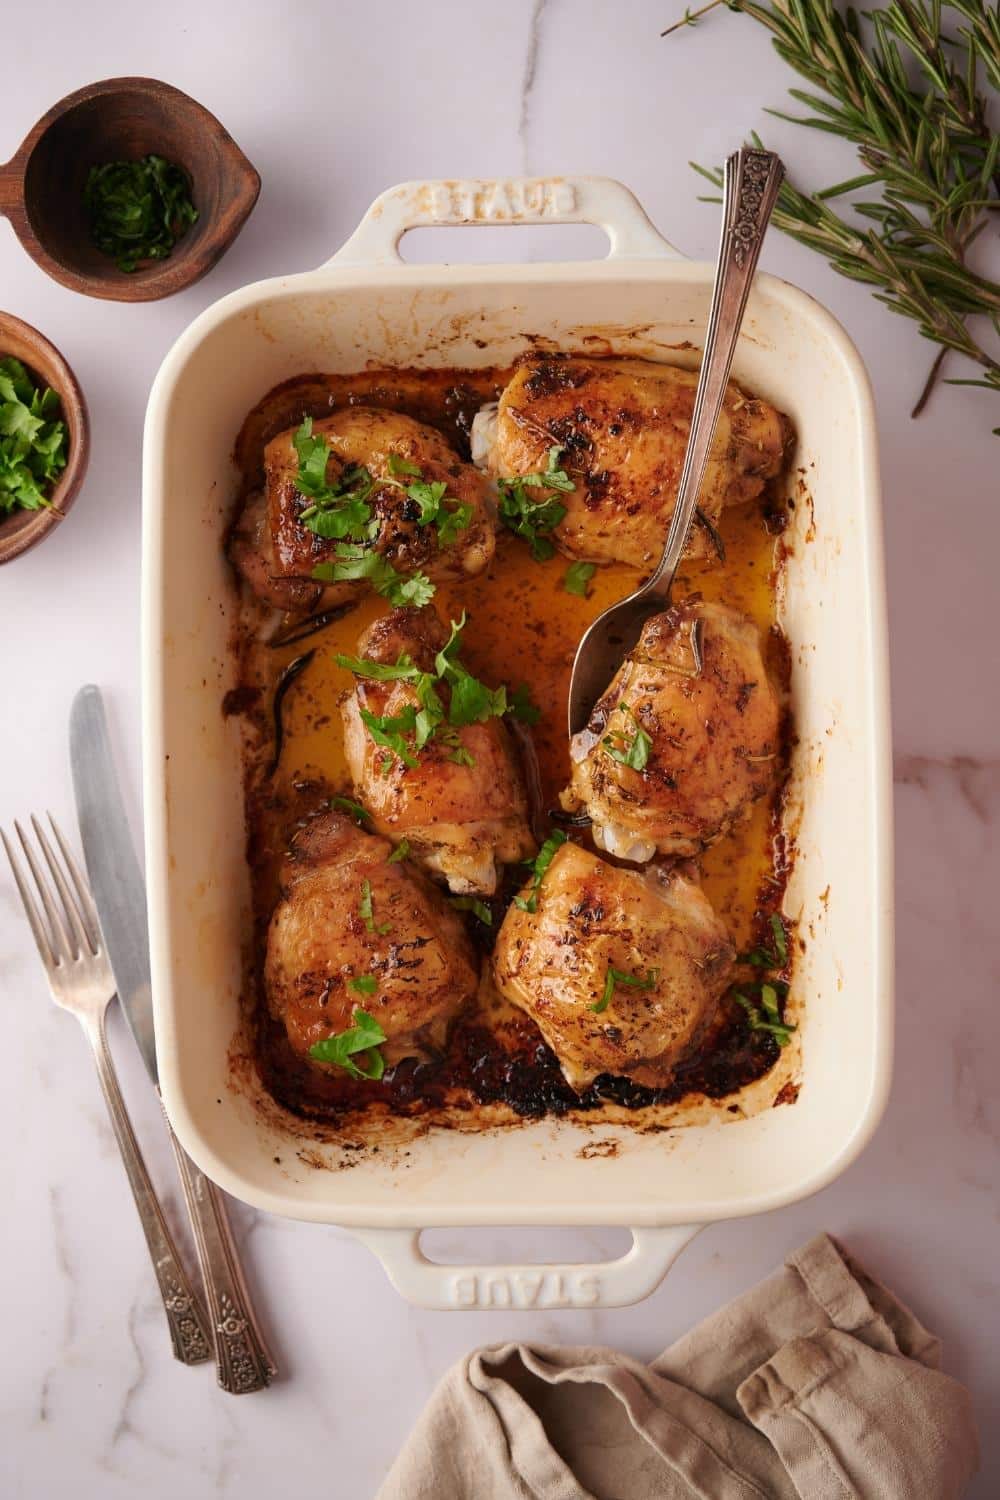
143,177,893,1309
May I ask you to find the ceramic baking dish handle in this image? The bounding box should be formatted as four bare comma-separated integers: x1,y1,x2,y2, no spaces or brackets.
352,1224,701,1309
327,177,681,266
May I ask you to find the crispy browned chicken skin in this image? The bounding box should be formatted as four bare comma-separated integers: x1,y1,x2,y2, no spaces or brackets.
264,812,479,1065
230,407,495,611
564,596,782,862
493,840,735,1091
472,356,790,567
341,607,535,894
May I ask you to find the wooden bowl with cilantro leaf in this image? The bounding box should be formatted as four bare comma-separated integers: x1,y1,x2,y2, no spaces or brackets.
0,77,260,302
0,313,89,564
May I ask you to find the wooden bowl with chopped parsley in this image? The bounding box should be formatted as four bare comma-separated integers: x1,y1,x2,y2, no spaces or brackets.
0,313,89,564
0,77,260,302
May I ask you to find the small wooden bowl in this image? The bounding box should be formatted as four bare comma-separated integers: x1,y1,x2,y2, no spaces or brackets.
0,313,90,564
0,77,260,302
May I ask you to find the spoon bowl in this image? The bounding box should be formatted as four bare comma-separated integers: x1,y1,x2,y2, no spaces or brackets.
0,78,260,302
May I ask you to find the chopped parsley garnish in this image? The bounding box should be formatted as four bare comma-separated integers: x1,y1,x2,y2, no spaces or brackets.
732,915,794,1045
387,839,410,864
563,561,596,596
337,613,540,772
358,878,391,934
349,974,378,995
733,988,796,1047
385,452,473,548
601,702,653,772
497,446,575,561
312,543,435,608
309,1008,387,1079
514,829,568,913
330,795,371,825
0,358,67,515
292,418,375,540
738,913,790,969
507,683,542,725
449,895,492,925
84,155,198,272
590,966,660,1015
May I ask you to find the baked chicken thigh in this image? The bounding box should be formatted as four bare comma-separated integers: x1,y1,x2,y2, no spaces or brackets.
265,811,479,1065
564,597,782,862
472,356,789,568
493,840,735,1091
230,406,495,612
341,607,535,894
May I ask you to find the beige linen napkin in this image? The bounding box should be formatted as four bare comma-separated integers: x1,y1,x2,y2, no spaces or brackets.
377,1234,978,1500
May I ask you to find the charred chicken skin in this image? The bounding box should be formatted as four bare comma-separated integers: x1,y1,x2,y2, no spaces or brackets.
230,406,495,612
341,607,535,895
564,596,782,862
472,356,790,568
264,811,479,1065
493,840,735,1091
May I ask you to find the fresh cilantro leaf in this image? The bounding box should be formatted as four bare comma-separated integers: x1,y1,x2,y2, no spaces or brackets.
387,453,422,478
497,446,574,561
445,741,477,767
407,479,449,523
733,990,796,1047
312,543,435,607
449,896,493,925
0,357,68,515
340,612,527,771
308,1008,387,1079
435,501,474,548
388,570,436,607
387,839,410,864
359,878,391,935
384,454,472,548
563,561,596,597
349,974,378,995
334,652,420,682
601,702,653,772
506,683,542,724
590,966,660,1015
514,830,568,913
330,796,371,825
359,706,420,769
84,155,198,272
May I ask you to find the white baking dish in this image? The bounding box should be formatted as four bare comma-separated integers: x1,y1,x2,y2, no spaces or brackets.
142,177,892,1309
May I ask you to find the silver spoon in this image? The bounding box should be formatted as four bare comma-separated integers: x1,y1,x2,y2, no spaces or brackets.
567,146,785,739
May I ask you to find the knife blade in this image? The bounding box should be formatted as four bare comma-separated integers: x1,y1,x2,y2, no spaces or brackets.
69,684,158,1083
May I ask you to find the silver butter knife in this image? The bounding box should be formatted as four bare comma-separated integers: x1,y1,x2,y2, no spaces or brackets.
70,685,276,1394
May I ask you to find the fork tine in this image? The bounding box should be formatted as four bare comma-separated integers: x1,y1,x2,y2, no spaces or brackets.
1,827,57,969
33,814,94,958
47,815,100,952
15,819,73,963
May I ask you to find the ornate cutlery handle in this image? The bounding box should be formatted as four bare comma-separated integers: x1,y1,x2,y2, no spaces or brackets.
167,1127,277,1393
647,146,784,602
85,1014,211,1364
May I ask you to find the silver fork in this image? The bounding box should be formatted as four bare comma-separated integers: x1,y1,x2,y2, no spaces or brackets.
2,814,212,1366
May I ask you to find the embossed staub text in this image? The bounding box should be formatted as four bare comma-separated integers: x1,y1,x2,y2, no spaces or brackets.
449,1270,601,1309
429,179,576,224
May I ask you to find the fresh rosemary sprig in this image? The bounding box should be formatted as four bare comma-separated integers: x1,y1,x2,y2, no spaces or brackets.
669,2,1000,424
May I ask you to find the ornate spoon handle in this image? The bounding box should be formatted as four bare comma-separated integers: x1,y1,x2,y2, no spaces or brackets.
646,146,785,601
167,1124,277,1393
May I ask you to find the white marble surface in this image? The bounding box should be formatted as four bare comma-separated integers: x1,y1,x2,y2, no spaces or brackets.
2,2,998,1495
